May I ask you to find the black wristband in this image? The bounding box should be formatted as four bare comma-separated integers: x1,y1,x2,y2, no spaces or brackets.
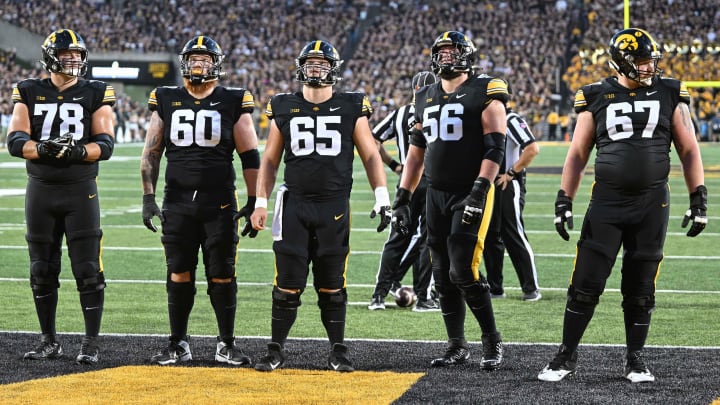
507,168,517,178
143,194,156,204
389,160,400,171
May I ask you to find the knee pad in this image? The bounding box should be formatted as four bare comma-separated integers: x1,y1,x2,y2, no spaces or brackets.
76,271,106,295
457,280,490,302
30,260,60,290
163,242,200,274
207,279,237,296
622,295,656,314
567,285,600,307
317,289,347,311
167,279,196,297
272,286,302,309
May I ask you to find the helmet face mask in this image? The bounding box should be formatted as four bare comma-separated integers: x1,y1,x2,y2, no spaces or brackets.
608,28,663,86
179,35,224,84
41,29,88,77
431,31,476,79
295,40,343,87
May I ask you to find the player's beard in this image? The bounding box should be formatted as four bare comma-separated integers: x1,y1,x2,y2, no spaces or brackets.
184,78,216,92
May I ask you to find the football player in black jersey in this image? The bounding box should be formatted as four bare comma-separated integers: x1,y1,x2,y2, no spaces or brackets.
368,71,438,313
140,35,259,366
538,28,707,383
393,31,508,370
7,29,116,365
250,40,391,372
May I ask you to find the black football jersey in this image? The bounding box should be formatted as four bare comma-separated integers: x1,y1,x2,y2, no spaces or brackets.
267,91,373,201
574,76,690,193
412,75,509,191
148,86,254,190
11,78,116,183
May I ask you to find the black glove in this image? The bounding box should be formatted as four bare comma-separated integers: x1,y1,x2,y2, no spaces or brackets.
391,188,412,236
36,141,62,159
681,185,707,237
59,144,88,162
370,205,392,232
451,177,490,225
234,196,258,238
554,190,573,241
38,132,75,159
142,194,164,232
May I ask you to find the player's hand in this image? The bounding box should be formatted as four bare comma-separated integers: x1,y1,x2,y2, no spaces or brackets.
142,194,164,232
235,196,258,238
554,189,573,241
371,186,391,232
451,177,490,225
681,185,707,237
391,188,412,236
59,144,88,162
370,205,392,232
36,141,61,159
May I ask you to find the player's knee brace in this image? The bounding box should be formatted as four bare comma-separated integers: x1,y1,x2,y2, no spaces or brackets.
272,286,302,309
622,295,656,314
317,289,347,311
567,286,600,309
457,280,491,302
207,279,237,296
75,270,106,294
30,260,60,291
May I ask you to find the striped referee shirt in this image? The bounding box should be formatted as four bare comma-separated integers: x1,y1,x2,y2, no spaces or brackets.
503,110,537,174
371,103,415,164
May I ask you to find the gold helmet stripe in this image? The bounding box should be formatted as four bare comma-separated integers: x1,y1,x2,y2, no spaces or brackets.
197,36,204,49
66,29,79,46
313,40,322,52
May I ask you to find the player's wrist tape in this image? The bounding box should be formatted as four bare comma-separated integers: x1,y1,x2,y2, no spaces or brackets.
374,186,390,207
255,197,268,209
388,160,400,171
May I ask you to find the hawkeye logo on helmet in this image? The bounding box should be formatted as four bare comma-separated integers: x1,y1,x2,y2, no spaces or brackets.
615,34,639,51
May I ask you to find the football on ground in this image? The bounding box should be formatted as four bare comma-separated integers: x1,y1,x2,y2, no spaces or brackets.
394,287,417,308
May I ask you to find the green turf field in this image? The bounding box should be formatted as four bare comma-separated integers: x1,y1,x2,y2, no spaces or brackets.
1,142,718,347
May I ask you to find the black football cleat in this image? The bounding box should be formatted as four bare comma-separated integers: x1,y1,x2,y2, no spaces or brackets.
255,342,287,372
430,345,470,367
328,343,354,372
480,333,503,370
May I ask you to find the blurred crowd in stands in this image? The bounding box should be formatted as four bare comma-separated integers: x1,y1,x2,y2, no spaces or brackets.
2,0,719,143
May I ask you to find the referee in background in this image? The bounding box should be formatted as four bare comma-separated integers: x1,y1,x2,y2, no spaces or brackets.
368,71,438,312
483,104,541,301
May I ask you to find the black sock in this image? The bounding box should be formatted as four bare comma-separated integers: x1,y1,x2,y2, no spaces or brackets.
209,281,237,342
271,305,297,347
438,292,466,340
32,288,58,336
168,281,195,341
79,289,104,337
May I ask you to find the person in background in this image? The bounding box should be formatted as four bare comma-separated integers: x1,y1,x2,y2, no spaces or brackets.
484,104,541,301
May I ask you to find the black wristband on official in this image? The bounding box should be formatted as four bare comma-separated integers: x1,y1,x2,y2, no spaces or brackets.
389,160,400,171
507,168,517,178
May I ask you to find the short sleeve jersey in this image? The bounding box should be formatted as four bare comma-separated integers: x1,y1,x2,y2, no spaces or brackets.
11,78,116,183
148,86,254,190
574,76,690,193
412,75,509,191
267,91,373,201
